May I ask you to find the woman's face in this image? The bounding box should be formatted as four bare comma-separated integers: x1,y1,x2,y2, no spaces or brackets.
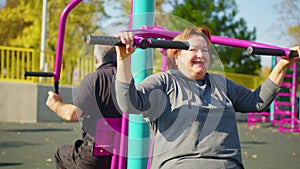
177,35,210,80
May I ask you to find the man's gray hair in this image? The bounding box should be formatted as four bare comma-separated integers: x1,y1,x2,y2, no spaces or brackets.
94,45,116,66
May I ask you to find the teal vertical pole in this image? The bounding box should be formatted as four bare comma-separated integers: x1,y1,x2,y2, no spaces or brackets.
128,0,155,169
270,56,276,121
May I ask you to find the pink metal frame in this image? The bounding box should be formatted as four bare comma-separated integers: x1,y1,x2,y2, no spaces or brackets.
247,112,272,128
276,59,299,132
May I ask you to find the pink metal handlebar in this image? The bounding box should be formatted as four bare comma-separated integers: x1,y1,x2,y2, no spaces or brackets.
53,0,82,93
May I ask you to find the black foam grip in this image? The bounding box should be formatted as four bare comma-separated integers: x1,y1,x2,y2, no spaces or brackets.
247,46,298,58
288,50,299,58
86,35,190,50
86,34,124,46
147,39,189,49
24,71,53,77
54,81,59,94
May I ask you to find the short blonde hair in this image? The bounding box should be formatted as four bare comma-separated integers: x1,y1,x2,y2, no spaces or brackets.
167,26,211,69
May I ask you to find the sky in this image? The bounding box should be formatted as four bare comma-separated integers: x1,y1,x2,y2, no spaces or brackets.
0,0,5,8
235,0,288,67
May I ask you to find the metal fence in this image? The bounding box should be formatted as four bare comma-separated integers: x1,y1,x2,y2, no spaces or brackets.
0,46,55,83
0,46,37,82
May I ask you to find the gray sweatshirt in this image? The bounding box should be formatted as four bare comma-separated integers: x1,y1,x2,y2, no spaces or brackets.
115,69,280,169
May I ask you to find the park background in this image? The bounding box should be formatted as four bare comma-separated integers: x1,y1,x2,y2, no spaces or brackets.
0,0,300,169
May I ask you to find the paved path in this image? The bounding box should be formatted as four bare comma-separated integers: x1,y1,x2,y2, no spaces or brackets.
0,121,299,169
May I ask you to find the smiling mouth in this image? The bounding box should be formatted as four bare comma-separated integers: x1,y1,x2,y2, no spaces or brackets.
192,60,204,66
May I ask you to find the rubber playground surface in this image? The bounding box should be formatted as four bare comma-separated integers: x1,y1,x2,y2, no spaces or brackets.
0,121,299,169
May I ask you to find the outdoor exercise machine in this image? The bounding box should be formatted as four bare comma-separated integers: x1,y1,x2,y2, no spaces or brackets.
24,0,299,168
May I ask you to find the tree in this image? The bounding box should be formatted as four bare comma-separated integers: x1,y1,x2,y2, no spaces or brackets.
275,0,300,89
275,0,300,46
0,0,30,46
166,0,260,75
0,0,108,83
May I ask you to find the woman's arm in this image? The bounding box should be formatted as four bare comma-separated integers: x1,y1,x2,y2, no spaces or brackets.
114,32,140,114
229,78,280,113
269,46,300,85
115,32,136,83
232,46,299,112
114,32,167,117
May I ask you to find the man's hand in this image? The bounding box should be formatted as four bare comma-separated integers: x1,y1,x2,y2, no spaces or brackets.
46,91,62,112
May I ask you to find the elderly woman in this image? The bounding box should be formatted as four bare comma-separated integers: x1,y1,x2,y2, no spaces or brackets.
114,26,300,169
